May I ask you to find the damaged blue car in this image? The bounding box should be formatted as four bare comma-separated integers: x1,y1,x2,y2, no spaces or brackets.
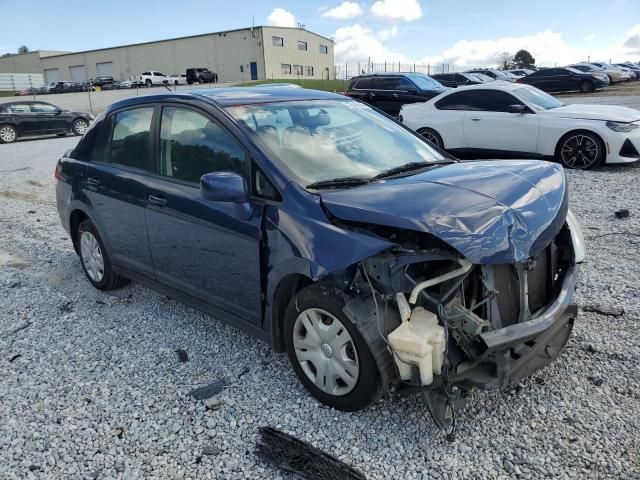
55,87,584,427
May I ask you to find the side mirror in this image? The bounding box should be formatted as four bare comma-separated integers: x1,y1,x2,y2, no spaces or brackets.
507,104,528,114
405,87,418,95
55,108,62,115
200,171,249,203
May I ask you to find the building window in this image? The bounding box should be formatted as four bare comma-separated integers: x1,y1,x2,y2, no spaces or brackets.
297,41,307,51
305,66,314,76
319,45,328,54
293,65,303,76
272,36,284,47
281,64,292,75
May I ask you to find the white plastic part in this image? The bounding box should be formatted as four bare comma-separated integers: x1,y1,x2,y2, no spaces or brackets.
395,292,412,322
387,307,446,386
408,258,473,304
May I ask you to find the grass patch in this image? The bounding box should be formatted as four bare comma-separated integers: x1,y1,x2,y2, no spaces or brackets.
239,79,348,92
0,91,17,97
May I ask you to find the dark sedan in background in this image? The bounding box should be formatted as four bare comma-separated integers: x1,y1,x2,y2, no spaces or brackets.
517,67,608,92
345,72,448,116
431,72,491,88
0,101,93,143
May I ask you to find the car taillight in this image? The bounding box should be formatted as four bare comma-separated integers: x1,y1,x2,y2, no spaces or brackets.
515,78,524,83
54,160,62,180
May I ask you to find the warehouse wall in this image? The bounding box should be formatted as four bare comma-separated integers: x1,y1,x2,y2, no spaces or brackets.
39,29,266,83
0,51,43,74
261,27,334,80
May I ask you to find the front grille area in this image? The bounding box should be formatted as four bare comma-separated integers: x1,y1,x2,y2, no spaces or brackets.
494,264,520,327
528,247,550,313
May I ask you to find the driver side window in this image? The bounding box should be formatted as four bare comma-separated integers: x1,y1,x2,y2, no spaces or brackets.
467,90,524,112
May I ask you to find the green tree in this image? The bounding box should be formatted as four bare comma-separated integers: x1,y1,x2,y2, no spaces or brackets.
17,45,29,54
513,49,536,69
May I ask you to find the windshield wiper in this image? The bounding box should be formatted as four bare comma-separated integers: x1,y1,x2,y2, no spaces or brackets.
306,176,370,190
371,161,452,180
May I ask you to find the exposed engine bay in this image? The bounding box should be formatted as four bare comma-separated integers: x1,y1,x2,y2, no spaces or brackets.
335,216,582,434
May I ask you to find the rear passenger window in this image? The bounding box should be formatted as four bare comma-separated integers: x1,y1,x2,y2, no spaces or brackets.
109,107,153,169
435,92,471,110
467,90,523,112
160,107,245,184
354,78,375,89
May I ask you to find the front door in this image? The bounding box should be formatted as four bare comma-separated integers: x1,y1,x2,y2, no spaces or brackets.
29,102,69,132
462,89,540,153
84,106,155,277
250,62,258,81
145,105,263,324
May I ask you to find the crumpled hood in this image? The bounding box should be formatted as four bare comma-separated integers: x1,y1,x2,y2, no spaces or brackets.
320,160,568,264
543,104,640,122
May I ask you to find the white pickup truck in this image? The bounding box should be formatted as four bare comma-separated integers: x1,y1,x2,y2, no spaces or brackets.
134,71,169,87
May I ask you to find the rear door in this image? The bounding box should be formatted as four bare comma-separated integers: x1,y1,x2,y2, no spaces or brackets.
83,106,156,276
144,104,263,324
462,89,540,153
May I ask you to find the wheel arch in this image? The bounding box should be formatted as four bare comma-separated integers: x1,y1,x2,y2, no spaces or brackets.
69,209,90,254
416,126,445,149
270,273,314,352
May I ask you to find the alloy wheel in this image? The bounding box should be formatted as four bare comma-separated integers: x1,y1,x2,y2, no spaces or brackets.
0,126,17,143
560,135,599,169
74,120,89,135
292,308,360,396
80,231,105,282
420,131,441,147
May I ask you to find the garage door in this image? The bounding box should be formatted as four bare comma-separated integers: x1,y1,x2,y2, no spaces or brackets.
70,65,87,82
96,62,113,77
44,68,60,83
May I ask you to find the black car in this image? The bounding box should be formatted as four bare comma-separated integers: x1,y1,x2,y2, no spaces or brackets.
92,76,114,87
0,101,93,143
345,73,448,116
49,82,90,94
186,67,218,84
466,69,515,82
431,72,487,88
517,67,608,93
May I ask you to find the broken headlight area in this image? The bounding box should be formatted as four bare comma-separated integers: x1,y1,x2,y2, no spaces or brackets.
341,223,579,431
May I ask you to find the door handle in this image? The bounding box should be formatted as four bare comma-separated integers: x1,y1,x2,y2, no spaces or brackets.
87,177,100,186
148,194,167,206
470,118,482,121
392,93,399,98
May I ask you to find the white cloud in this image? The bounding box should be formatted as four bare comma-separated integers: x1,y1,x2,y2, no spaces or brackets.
371,0,422,22
419,29,640,69
584,33,596,42
322,1,364,20
378,25,399,40
266,8,296,28
333,24,408,63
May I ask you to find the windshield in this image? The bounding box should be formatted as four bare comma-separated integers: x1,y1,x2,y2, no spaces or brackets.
226,100,447,186
514,86,565,110
406,73,444,90
565,67,583,74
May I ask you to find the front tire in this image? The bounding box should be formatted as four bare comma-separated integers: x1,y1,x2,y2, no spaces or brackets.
578,80,594,93
77,219,129,290
556,131,604,169
0,124,17,143
145,79,152,87
284,286,380,411
417,127,444,148
72,118,89,136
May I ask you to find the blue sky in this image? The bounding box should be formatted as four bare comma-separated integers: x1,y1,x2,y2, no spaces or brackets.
1,0,639,67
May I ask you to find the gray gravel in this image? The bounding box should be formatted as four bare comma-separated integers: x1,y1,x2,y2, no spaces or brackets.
1,133,640,479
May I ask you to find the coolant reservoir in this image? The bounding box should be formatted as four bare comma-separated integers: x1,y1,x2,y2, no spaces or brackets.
388,307,446,385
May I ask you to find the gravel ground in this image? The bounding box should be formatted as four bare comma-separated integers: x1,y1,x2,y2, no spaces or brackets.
1,132,640,479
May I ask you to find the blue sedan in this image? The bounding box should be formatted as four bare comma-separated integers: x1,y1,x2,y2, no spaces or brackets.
55,87,583,426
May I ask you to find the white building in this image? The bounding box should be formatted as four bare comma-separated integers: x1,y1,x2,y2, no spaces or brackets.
0,26,335,84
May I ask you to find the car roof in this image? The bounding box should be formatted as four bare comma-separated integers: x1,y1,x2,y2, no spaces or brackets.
441,82,527,93
108,87,347,110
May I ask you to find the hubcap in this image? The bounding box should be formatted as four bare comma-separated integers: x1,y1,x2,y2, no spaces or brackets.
80,231,104,282
75,120,89,135
293,308,359,396
421,131,440,147
0,126,16,142
561,135,599,169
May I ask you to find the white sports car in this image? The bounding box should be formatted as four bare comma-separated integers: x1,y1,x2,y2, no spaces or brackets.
400,83,640,169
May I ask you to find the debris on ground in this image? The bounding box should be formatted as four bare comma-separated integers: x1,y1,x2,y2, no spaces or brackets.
190,380,228,400
3,321,32,338
256,426,367,480
59,301,74,313
9,354,22,363
582,304,625,317
588,376,604,386
614,209,630,219
175,349,189,363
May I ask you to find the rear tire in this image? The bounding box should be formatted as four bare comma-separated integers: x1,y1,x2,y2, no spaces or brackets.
417,127,444,148
145,79,152,87
284,285,381,411
77,219,129,290
556,131,604,170
0,124,17,143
